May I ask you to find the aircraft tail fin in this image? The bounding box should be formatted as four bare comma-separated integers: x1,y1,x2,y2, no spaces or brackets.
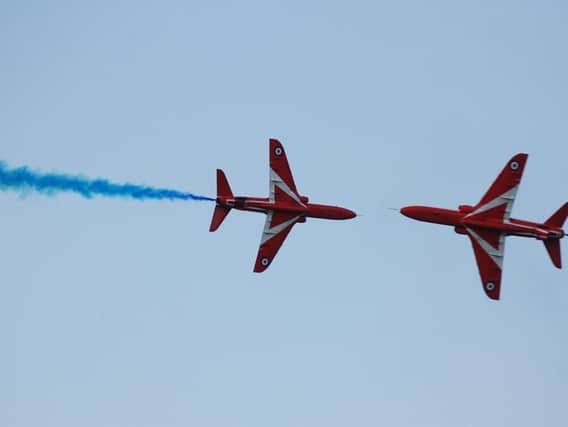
209,169,233,232
545,202,568,228
543,240,562,269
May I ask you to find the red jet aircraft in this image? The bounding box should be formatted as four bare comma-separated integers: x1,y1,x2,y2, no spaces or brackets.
209,139,356,272
401,153,568,300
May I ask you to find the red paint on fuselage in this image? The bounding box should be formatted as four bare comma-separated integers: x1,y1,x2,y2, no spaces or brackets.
400,205,565,240
218,196,356,220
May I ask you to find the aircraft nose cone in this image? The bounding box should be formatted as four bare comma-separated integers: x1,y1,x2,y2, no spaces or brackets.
400,206,423,220
400,206,413,218
333,206,356,219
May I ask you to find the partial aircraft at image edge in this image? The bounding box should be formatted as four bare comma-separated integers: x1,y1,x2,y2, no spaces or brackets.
401,153,568,300
209,139,356,272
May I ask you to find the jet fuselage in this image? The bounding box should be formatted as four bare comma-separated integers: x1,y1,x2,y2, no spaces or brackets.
400,205,565,241
218,196,356,221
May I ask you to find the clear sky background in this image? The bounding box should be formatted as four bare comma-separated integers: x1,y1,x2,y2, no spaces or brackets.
1,1,567,426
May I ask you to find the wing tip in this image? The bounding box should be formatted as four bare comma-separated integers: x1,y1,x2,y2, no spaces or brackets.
253,255,272,273
510,153,528,164
269,138,283,149
511,153,528,168
269,138,285,156
487,292,501,301
484,283,501,300
510,153,529,171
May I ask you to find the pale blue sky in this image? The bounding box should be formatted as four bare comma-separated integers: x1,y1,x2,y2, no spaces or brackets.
1,1,567,426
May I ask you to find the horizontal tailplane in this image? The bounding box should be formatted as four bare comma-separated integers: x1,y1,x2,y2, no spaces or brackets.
209,169,233,232
545,202,568,228
210,205,230,232
544,239,562,269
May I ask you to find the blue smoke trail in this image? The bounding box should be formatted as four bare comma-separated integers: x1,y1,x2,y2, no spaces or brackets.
0,161,214,202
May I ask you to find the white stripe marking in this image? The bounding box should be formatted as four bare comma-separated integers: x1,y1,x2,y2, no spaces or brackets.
269,168,305,207
465,226,505,269
465,186,518,221
261,212,301,244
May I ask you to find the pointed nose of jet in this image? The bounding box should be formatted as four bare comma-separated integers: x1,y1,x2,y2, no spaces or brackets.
400,206,413,218
335,206,357,219
345,208,357,219
400,206,421,220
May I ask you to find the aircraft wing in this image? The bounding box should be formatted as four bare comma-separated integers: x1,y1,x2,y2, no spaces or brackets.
253,211,302,272
465,226,506,300
466,153,528,222
269,139,305,207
